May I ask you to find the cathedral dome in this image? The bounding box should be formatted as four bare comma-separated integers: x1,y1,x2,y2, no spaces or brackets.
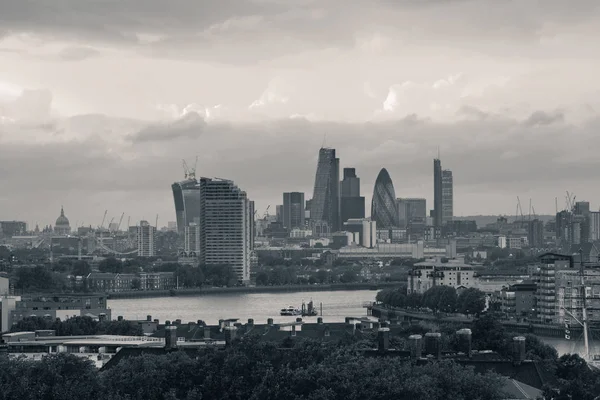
54,207,71,235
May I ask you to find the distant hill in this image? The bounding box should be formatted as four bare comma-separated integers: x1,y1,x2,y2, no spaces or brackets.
454,215,554,228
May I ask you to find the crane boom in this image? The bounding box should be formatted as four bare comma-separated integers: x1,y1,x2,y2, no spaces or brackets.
116,212,125,232
100,210,108,229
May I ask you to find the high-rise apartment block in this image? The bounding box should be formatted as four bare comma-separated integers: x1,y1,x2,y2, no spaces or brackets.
442,169,453,224
310,148,340,235
137,220,156,257
283,192,305,230
199,178,254,284
340,168,365,224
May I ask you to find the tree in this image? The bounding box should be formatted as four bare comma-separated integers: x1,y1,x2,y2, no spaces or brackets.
422,286,457,312
98,257,123,273
457,288,486,316
131,278,141,290
339,270,357,283
72,260,92,277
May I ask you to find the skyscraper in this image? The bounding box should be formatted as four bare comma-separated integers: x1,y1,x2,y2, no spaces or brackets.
433,158,443,229
199,177,254,284
397,198,427,235
283,192,305,230
340,168,365,224
371,168,399,229
310,148,340,235
171,178,201,235
442,169,453,225
137,220,156,257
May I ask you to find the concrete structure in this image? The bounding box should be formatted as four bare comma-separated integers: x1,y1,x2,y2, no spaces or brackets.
199,177,254,283
407,258,475,294
337,240,455,260
7,294,111,329
137,220,156,257
497,282,537,317
0,296,20,333
433,158,443,229
527,219,544,248
371,168,399,229
340,168,365,224
183,223,201,256
54,206,71,235
343,218,376,248
442,169,453,225
310,148,340,235
283,192,305,230
171,178,201,235
396,198,426,235
0,221,27,237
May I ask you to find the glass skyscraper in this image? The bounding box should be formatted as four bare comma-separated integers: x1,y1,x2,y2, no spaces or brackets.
310,148,340,234
283,192,305,230
371,168,399,229
171,178,201,235
442,169,453,225
433,158,443,228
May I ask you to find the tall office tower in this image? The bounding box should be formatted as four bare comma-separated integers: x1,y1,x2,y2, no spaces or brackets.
276,205,284,224
184,223,201,256
283,192,305,230
442,169,453,225
137,220,156,257
340,168,365,224
310,148,340,235
371,168,399,229
397,198,427,234
199,178,253,284
171,178,201,235
433,158,443,228
527,219,544,248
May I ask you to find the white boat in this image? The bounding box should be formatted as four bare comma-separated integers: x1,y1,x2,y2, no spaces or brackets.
280,306,302,316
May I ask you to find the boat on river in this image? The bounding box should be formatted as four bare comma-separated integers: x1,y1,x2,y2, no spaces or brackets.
280,306,301,316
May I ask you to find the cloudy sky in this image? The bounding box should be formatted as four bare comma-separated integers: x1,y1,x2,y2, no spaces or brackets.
1,0,600,229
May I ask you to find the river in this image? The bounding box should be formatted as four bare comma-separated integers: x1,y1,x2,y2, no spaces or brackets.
108,289,377,325
108,289,598,356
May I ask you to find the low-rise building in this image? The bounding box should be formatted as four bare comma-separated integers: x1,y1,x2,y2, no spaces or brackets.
407,258,475,294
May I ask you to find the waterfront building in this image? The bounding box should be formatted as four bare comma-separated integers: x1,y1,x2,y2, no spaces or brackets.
442,169,453,225
171,178,201,235
309,148,340,235
371,168,399,229
433,158,443,229
54,207,71,235
340,168,365,224
137,220,156,257
282,192,305,230
407,258,474,294
496,281,537,318
199,177,254,283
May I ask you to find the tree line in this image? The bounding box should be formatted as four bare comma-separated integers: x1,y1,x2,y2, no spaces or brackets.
376,286,486,316
10,316,143,336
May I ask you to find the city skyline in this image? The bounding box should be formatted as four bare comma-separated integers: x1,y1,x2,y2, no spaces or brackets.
1,1,600,225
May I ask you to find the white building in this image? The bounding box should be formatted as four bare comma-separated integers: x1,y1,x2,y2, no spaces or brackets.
184,223,201,256
407,258,475,294
343,218,376,248
137,221,156,257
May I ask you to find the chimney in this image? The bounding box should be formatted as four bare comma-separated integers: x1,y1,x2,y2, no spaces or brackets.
175,319,182,325
267,318,274,326
425,332,442,359
512,336,526,364
146,315,152,322
225,326,237,345
296,317,302,323
203,326,211,340
408,334,422,359
197,320,204,326
456,329,472,358
154,319,159,323
317,317,323,324
117,316,123,321
377,327,390,352
247,318,254,327
165,326,177,350
165,320,171,326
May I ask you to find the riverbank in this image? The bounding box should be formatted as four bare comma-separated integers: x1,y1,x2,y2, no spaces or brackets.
107,282,403,299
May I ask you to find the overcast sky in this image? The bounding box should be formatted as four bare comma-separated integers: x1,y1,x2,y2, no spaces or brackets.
1,0,600,228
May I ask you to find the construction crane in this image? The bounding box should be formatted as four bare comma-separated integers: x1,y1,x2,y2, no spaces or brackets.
155,214,159,229
100,210,108,230
108,217,115,231
263,205,271,220
116,212,125,232
182,156,198,180
516,196,524,223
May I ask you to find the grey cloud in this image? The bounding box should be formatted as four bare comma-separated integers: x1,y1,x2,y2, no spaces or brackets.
129,111,207,143
523,110,565,127
58,46,100,61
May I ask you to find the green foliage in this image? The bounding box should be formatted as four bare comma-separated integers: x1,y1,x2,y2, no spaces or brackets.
422,286,457,313
456,288,486,316
11,316,143,336
14,266,67,292
543,354,600,400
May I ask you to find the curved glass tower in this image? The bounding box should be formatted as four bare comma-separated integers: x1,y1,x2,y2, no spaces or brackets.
371,168,399,229
171,178,201,235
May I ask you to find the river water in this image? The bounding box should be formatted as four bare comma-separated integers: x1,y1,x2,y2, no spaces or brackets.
108,289,376,325
108,289,599,356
